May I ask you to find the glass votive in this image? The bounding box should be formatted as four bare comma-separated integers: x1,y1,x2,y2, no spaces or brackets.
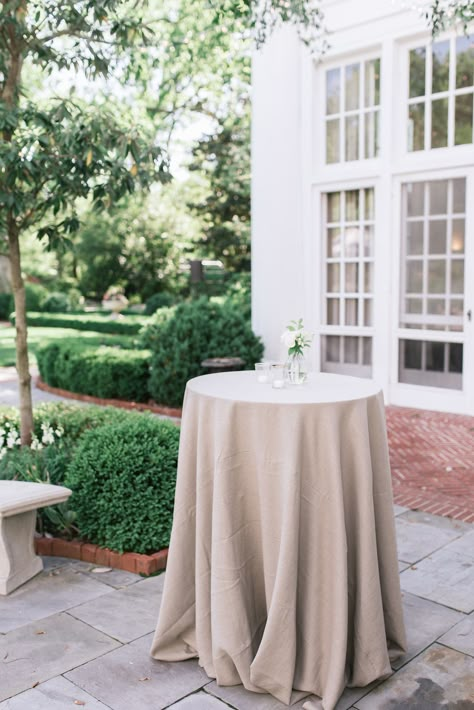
271,364,285,389
255,362,271,384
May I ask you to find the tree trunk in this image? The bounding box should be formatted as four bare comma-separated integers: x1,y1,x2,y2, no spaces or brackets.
7,217,33,445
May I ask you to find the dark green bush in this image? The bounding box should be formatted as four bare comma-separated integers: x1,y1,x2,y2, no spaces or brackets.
9,311,146,335
0,293,13,320
144,297,263,407
42,292,71,313
65,417,180,553
37,340,151,402
25,283,48,312
145,292,176,315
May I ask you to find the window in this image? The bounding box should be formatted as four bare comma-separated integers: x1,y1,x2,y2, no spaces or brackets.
321,188,375,376
408,37,474,151
325,58,381,164
399,178,465,389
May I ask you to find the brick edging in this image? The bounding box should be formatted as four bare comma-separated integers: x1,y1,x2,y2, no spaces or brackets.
35,537,168,575
35,377,183,419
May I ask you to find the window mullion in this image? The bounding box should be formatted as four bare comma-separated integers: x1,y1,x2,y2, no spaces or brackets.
425,44,432,151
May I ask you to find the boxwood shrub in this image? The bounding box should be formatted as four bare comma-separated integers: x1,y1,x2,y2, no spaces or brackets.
0,293,13,320
37,340,151,402
144,297,263,407
65,416,180,553
9,311,146,335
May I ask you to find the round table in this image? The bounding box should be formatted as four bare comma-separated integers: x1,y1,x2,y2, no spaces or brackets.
151,372,406,710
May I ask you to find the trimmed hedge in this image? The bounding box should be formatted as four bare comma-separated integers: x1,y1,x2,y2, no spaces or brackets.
143,297,263,407
145,292,176,315
0,293,13,320
37,340,151,402
10,311,147,335
65,416,180,553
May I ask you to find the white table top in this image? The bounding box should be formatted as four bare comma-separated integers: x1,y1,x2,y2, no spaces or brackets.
187,371,381,405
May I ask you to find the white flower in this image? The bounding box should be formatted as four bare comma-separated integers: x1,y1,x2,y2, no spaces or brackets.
0,449,6,460
281,330,296,349
6,430,20,449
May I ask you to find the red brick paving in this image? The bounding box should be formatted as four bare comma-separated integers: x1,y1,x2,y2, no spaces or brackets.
386,406,474,523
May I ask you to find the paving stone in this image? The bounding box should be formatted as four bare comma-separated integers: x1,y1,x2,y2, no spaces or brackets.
41,556,72,570
395,516,462,564
354,644,474,709
170,690,235,708
398,561,409,573
400,530,474,613
438,616,474,657
68,574,164,642
0,676,110,709
0,566,112,633
399,509,473,534
66,632,210,710
0,612,120,702
207,681,313,709
394,592,464,670
70,560,142,589
393,505,408,517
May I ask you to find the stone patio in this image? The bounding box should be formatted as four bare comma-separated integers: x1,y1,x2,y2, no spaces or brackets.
0,506,473,709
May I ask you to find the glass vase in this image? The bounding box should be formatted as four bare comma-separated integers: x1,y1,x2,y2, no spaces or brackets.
285,352,308,385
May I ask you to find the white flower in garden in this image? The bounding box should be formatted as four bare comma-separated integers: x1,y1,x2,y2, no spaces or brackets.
6,430,20,448
41,423,55,446
55,426,64,438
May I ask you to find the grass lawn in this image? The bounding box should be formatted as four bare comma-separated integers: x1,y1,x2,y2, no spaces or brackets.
0,325,132,368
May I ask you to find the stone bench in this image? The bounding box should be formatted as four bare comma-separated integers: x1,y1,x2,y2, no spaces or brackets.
0,480,72,595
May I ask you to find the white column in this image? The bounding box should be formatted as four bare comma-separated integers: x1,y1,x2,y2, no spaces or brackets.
251,27,305,360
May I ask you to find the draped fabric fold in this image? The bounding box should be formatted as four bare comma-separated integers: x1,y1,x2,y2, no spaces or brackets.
151,372,406,710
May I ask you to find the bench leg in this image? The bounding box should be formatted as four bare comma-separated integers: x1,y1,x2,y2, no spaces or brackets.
0,511,43,595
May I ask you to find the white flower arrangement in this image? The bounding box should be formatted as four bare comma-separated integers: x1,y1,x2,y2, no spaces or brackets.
0,417,64,458
281,318,313,357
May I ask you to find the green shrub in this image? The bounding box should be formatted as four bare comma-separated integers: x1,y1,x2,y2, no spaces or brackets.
144,297,263,407
65,417,180,553
145,292,176,316
37,341,151,402
25,283,48,312
0,293,13,320
9,311,146,335
42,292,71,313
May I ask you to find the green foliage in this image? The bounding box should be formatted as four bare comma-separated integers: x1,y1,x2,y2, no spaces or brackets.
37,340,151,402
10,311,146,335
427,0,474,35
42,292,71,313
145,292,177,316
145,297,263,407
0,293,13,320
65,417,180,553
25,282,48,312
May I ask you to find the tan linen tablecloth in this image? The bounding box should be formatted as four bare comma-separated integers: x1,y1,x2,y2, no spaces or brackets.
151,372,406,710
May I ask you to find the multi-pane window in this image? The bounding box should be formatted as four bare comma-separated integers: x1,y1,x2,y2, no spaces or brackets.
325,58,381,164
399,178,465,390
408,37,474,151
321,188,375,376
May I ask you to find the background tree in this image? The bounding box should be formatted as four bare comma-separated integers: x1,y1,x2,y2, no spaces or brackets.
0,0,169,443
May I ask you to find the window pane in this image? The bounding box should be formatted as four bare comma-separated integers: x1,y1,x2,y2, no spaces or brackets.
427,298,446,315
345,263,358,291
345,190,359,221
364,188,374,220
327,263,340,292
327,227,342,257
363,225,374,256
407,182,424,217
345,63,360,110
455,94,473,146
326,68,340,114
450,299,463,316
407,221,424,255
364,263,373,293
449,343,463,374
404,340,422,369
344,227,360,257
428,220,447,254
325,336,340,362
451,219,465,253
327,192,341,222
364,299,372,326
432,40,450,93
363,338,372,365
431,98,448,148
406,298,422,314
426,341,445,372
456,36,474,89
428,260,446,293
408,102,425,151
364,58,380,107
344,336,359,364
345,116,359,161
452,179,466,213
429,180,448,215
409,47,426,98
326,119,340,163
345,299,358,325
327,299,340,325
407,260,423,292
451,260,464,294
364,110,379,158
